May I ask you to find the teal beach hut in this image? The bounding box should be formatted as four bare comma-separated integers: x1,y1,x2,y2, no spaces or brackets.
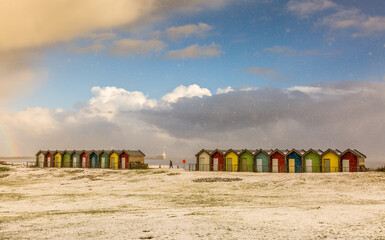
71,151,80,168
254,149,270,172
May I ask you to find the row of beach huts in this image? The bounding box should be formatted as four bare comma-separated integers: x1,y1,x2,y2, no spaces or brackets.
195,148,366,173
35,150,145,169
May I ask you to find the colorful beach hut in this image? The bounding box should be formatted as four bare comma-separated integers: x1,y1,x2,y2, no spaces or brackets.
80,151,89,168
109,151,119,169
286,149,303,173
89,151,99,168
321,149,340,172
119,151,129,169
339,149,359,172
225,149,240,172
269,149,285,173
210,149,225,171
254,149,269,172
46,152,53,167
54,151,62,168
62,151,71,168
195,149,211,171
99,151,109,169
71,151,80,168
239,149,254,172
303,149,321,173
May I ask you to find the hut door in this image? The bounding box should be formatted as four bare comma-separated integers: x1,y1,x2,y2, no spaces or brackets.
241,158,247,172
306,159,312,173
82,157,86,168
342,159,349,172
256,159,262,172
47,157,51,168
72,157,76,168
227,158,232,171
100,157,105,168
39,156,44,167
213,158,218,171
289,159,295,173
272,159,278,173
122,157,126,169
324,159,330,172
111,157,115,169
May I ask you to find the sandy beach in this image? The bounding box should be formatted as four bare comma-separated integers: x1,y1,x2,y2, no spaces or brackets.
0,165,384,240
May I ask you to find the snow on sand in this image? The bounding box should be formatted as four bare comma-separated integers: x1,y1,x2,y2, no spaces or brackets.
0,166,384,239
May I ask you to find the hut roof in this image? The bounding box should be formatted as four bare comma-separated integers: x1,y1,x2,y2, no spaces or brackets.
239,149,253,156
195,149,212,157
287,148,303,156
127,150,145,157
353,149,366,158
254,149,270,156
303,148,321,157
321,148,340,157
225,149,242,155
340,149,366,158
210,149,227,156
270,149,285,156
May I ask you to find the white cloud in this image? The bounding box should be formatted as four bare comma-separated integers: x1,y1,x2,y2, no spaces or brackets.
86,86,157,120
320,8,385,36
109,39,167,56
165,43,223,59
287,0,337,16
161,84,212,103
70,33,117,54
263,46,332,56
216,86,234,94
167,23,213,40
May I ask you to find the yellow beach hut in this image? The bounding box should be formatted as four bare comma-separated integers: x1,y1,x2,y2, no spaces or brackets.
225,149,240,172
54,151,62,168
321,149,341,172
109,151,119,169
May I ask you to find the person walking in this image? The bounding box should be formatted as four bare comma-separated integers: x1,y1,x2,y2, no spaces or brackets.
169,160,173,169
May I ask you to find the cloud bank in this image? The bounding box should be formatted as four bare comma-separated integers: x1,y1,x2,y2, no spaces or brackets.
1,81,385,167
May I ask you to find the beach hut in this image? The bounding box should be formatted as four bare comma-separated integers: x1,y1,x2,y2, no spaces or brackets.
62,151,71,168
303,149,321,173
269,149,285,173
127,150,145,168
109,151,119,169
71,151,80,168
225,149,240,172
354,149,367,171
46,152,53,167
35,151,45,168
254,149,270,172
54,151,62,168
286,149,303,173
80,151,89,168
339,149,359,172
210,149,225,171
239,149,254,172
99,151,109,169
321,149,340,172
195,149,211,171
89,151,99,168
119,151,129,169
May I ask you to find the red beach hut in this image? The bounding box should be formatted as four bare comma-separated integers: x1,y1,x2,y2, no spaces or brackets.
210,149,225,171
119,151,129,169
46,152,53,167
339,149,359,172
80,151,89,168
269,149,286,173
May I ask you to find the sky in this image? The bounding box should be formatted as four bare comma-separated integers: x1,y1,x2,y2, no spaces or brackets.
1,0,385,167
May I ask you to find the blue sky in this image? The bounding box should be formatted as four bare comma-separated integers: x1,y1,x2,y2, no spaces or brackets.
1,0,385,167
5,0,385,110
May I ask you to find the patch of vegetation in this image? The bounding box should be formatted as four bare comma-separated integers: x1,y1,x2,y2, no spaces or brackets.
0,167,10,172
193,177,242,183
167,172,180,176
70,175,100,181
139,235,154,239
64,169,84,174
375,166,385,172
152,170,166,174
0,173,9,178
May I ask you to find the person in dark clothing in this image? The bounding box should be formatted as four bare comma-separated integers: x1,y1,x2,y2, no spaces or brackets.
169,160,173,169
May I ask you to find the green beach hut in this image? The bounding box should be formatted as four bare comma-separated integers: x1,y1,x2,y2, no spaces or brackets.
303,149,321,172
62,151,71,168
239,149,254,172
71,151,80,168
